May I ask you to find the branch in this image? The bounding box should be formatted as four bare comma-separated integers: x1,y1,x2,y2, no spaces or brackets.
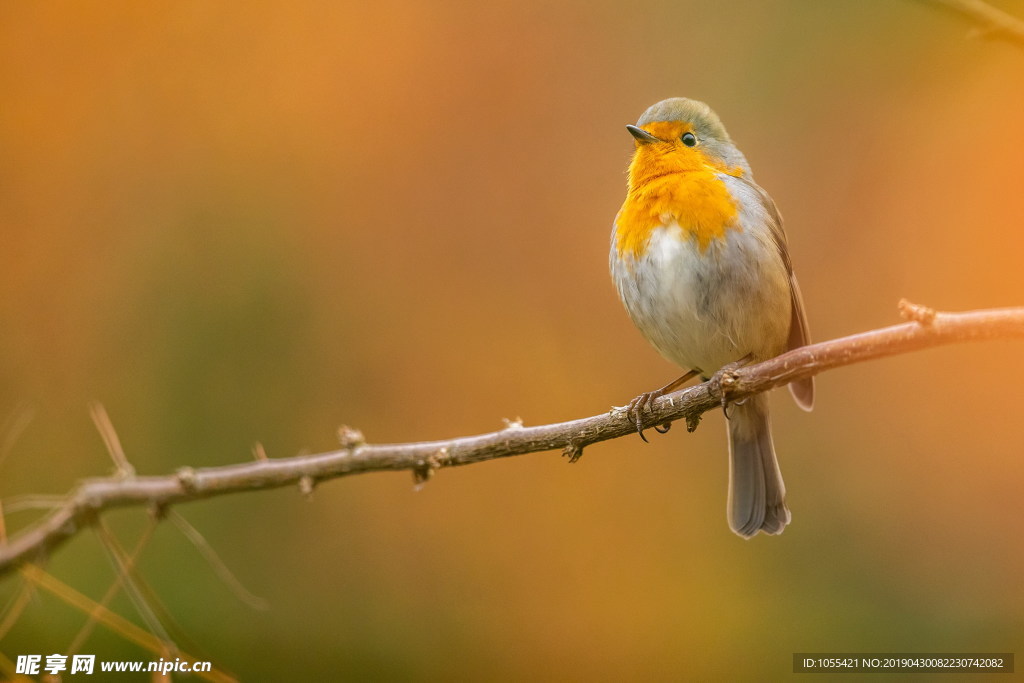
921,0,1024,47
2,301,1023,576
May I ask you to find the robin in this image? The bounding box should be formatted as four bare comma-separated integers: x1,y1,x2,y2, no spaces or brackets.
610,97,814,538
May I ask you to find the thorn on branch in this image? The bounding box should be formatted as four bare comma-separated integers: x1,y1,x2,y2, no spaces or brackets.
298,476,316,499
337,425,365,450
89,402,135,479
562,441,584,463
252,442,268,461
899,298,937,325
411,466,432,489
148,503,167,522
175,467,198,493
502,417,524,430
3,302,1024,576
412,448,446,489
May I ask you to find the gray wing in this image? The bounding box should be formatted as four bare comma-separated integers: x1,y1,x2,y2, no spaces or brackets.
736,176,814,411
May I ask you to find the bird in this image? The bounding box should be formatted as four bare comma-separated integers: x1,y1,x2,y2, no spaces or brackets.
609,97,813,538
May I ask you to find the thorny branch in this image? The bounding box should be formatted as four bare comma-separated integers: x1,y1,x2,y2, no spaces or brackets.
922,0,1024,47
1,301,1023,577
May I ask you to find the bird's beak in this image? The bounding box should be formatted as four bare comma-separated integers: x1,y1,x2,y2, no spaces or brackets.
626,124,661,144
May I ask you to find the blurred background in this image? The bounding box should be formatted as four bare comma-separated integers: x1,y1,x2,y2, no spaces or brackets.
2,0,1023,679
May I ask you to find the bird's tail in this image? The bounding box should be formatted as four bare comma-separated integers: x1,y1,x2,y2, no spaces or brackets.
726,394,791,538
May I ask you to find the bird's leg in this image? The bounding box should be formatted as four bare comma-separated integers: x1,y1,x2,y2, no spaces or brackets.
625,370,699,442
712,353,754,419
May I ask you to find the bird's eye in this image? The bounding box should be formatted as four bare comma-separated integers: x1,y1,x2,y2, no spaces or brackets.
681,132,697,147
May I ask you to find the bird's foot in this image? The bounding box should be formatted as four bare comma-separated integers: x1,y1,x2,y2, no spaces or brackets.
711,354,753,419
624,390,669,443
621,369,699,441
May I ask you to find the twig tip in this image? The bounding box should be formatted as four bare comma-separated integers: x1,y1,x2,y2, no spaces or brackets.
252,442,268,461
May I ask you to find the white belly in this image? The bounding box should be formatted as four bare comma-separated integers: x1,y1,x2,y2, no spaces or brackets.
610,222,791,375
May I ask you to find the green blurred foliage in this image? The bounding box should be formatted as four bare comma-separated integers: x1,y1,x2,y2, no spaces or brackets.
2,1,1023,680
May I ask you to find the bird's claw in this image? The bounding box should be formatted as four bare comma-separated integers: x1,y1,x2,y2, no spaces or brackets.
622,370,700,440
625,390,663,442
711,355,751,420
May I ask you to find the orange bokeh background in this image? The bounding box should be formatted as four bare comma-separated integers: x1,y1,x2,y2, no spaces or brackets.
2,1,1023,679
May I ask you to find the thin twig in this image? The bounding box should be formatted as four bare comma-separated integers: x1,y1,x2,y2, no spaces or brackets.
67,519,157,655
0,302,1022,577
1,495,66,514
89,402,135,478
167,510,269,611
0,402,34,470
0,577,33,642
17,564,235,683
94,521,175,652
921,0,1024,47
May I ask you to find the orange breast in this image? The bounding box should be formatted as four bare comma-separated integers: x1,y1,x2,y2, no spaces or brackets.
615,171,740,257
614,123,743,259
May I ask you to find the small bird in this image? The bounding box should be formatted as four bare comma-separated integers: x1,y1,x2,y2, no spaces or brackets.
610,97,813,538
